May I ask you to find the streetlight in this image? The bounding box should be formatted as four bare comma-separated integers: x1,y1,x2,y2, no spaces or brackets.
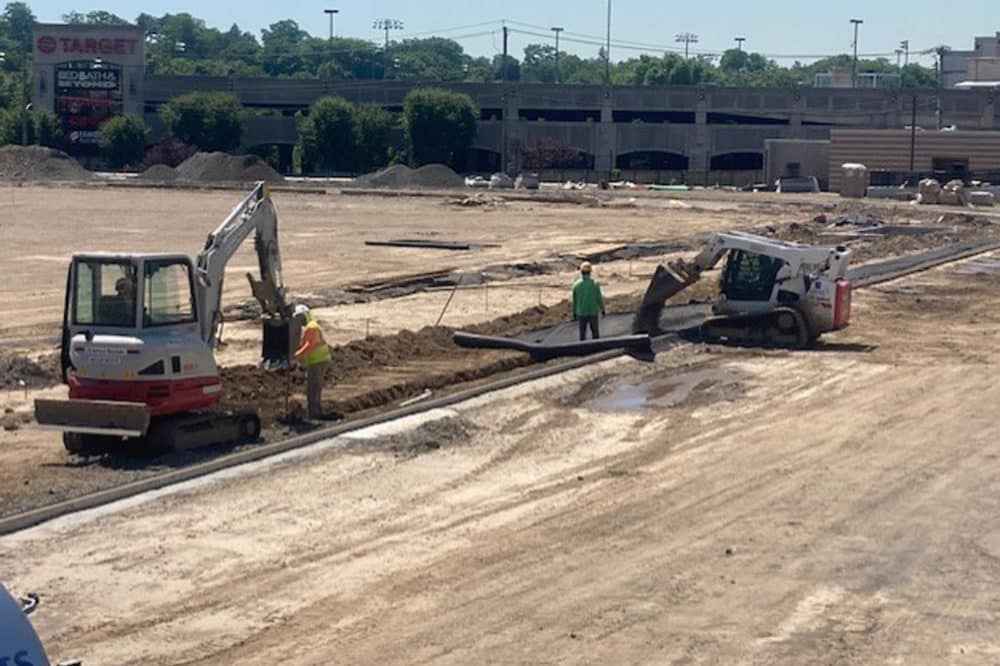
675,32,699,59
324,9,339,42
605,0,612,85
372,19,404,80
850,18,863,88
551,26,563,84
735,36,746,52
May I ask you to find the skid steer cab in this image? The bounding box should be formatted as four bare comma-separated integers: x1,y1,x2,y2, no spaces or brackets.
35,183,296,454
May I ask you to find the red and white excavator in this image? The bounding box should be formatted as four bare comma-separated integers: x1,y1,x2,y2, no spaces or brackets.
35,183,295,454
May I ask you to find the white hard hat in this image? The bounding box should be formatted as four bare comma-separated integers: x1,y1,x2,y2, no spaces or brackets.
293,304,310,317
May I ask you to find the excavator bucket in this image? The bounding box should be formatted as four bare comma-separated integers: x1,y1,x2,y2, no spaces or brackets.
631,262,699,334
261,316,300,369
34,398,151,437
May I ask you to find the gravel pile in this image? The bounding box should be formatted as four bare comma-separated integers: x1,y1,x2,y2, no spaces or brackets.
174,152,285,184
138,164,179,182
0,146,94,182
356,163,463,188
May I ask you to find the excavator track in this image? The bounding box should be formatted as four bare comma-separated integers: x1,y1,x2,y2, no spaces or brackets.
62,410,262,456
699,306,811,349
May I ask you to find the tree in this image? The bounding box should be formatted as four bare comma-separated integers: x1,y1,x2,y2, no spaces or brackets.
33,111,63,148
0,2,34,47
354,103,394,172
63,10,128,24
297,96,359,172
98,114,149,168
159,91,243,151
403,87,478,168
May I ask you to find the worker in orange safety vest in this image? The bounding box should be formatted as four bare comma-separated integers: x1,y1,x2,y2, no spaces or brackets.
293,304,332,419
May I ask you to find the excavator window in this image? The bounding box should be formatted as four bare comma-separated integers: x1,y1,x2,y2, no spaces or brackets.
143,260,196,327
73,260,137,327
721,250,784,302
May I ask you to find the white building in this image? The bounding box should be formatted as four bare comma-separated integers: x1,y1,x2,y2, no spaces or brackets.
942,32,1000,88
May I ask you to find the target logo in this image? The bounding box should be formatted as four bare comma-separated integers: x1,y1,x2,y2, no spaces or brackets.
37,35,57,54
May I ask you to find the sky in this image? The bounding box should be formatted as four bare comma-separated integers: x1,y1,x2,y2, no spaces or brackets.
24,0,999,66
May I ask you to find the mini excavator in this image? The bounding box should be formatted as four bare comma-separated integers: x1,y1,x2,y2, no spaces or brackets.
35,183,296,454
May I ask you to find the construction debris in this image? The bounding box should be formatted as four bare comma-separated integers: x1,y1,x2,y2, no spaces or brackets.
489,173,514,189
515,172,540,190
917,178,942,205
969,191,996,207
365,239,498,251
448,193,508,209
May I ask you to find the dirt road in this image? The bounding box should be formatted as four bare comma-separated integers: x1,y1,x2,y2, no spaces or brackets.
4,254,1000,664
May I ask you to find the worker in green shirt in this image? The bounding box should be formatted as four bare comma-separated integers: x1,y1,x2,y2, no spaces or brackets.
572,261,606,340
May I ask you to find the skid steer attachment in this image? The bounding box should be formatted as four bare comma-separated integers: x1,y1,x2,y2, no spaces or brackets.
631,261,700,334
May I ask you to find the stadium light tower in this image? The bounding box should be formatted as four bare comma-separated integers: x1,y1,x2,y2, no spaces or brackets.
372,18,404,79
675,32,699,58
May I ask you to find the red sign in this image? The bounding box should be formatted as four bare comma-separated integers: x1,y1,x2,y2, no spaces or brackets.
37,35,56,54
35,35,139,56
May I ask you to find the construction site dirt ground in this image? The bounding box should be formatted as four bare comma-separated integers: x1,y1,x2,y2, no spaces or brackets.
3,250,1000,664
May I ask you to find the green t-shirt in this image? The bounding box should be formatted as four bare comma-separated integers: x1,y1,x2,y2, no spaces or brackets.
572,276,604,317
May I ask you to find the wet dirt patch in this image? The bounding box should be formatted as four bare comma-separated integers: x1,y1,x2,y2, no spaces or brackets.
585,366,747,412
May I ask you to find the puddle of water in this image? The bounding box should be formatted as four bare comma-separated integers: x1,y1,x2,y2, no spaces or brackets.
587,367,744,412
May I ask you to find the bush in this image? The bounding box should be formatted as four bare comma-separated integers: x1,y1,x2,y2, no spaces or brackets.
33,111,64,149
354,103,394,173
403,87,478,168
159,91,243,152
297,96,358,172
0,109,33,145
97,114,149,169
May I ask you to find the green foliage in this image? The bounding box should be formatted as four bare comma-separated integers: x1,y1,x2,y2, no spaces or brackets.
403,87,478,168
297,96,358,172
159,91,243,151
0,106,18,143
62,10,128,24
354,103,394,172
33,110,62,148
97,114,148,168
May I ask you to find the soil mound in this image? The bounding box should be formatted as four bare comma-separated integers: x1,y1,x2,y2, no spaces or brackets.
0,351,59,389
174,152,285,184
138,164,179,182
0,146,94,182
356,163,462,188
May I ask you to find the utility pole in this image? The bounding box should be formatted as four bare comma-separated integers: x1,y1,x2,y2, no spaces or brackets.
909,95,917,181
850,18,864,89
324,9,339,42
900,40,909,67
501,23,509,173
735,36,746,52
935,46,949,129
551,26,563,84
605,0,612,85
675,32,699,59
895,49,902,72
372,19,403,80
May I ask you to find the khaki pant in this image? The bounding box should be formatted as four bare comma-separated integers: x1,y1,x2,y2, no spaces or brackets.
305,361,329,419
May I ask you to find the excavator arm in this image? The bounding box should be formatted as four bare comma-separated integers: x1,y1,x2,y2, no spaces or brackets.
194,182,291,349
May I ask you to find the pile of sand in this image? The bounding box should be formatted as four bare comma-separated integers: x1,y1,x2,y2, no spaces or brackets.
173,152,285,184
137,164,179,182
356,163,463,188
0,146,94,182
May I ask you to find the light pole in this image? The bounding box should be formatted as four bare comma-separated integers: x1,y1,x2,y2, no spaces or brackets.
850,18,863,88
675,32,699,59
372,19,404,79
605,0,612,85
551,26,563,84
324,9,339,42
735,36,746,52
